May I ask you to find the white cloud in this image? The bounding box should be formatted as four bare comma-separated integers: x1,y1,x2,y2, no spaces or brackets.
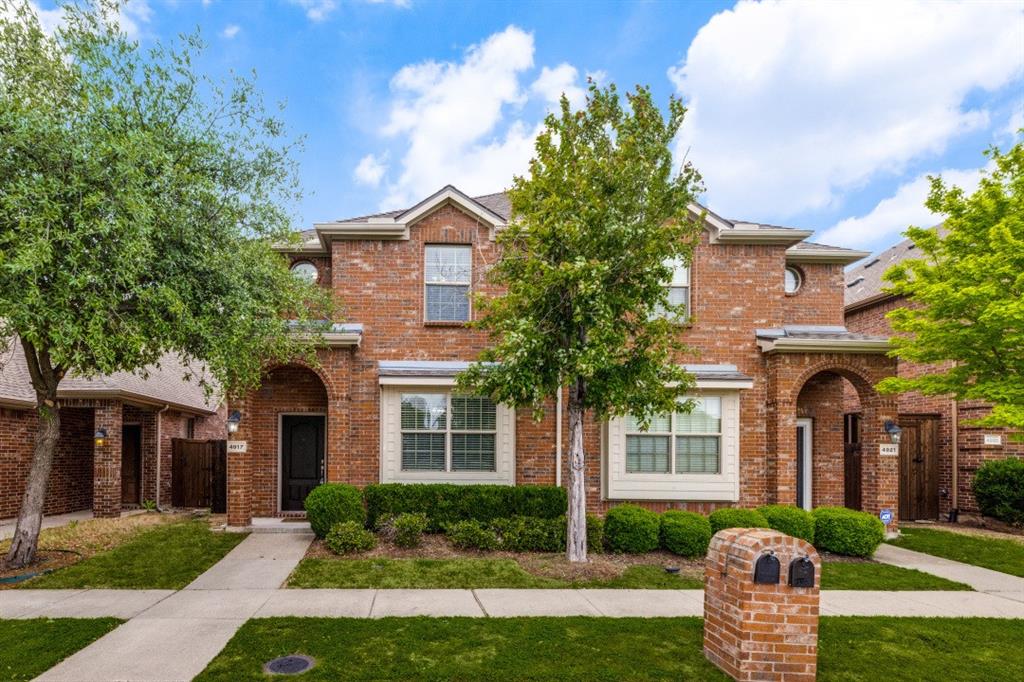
1003,101,1024,141
376,25,541,208
353,153,388,188
220,23,240,39
366,0,412,7
819,166,989,249
669,0,1024,221
288,0,337,22
6,0,152,39
531,63,585,109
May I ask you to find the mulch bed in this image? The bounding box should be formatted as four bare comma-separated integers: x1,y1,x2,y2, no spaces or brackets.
0,550,82,584
304,533,706,582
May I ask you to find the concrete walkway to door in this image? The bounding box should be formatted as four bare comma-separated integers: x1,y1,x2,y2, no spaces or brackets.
874,543,1024,602
30,531,314,682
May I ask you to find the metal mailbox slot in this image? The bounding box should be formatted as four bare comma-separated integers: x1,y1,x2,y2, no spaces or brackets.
789,556,815,588
753,551,781,584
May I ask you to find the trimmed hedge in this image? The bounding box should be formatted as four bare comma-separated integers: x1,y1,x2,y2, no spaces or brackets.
363,483,567,531
660,511,712,558
586,514,605,554
490,516,566,552
973,458,1024,525
325,521,376,554
758,505,815,543
392,512,429,548
446,520,500,550
604,504,661,553
708,508,769,535
304,483,365,538
812,506,885,557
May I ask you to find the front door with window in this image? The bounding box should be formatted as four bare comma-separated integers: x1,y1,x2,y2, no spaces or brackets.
795,419,813,510
281,415,325,512
899,415,939,521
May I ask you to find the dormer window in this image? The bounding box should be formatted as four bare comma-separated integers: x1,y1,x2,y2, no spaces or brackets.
654,258,690,321
425,245,471,322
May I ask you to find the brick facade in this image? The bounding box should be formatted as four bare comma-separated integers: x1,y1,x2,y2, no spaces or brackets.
227,195,898,527
846,295,1024,516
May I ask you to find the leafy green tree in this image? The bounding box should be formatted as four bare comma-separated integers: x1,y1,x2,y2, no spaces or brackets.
878,140,1023,433
0,0,331,567
458,84,703,562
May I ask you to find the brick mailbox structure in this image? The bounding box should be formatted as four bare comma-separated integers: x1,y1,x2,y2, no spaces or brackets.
704,528,821,681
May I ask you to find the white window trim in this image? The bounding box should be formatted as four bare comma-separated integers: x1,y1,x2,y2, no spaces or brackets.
654,258,691,321
604,391,740,501
797,417,813,511
624,402,722,475
424,244,472,323
380,386,515,485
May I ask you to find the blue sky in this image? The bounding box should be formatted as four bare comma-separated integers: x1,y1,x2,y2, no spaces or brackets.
33,0,1024,255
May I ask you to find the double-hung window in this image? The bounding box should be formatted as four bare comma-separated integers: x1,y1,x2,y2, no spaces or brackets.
400,393,497,472
424,245,471,322
625,397,721,474
653,258,690,321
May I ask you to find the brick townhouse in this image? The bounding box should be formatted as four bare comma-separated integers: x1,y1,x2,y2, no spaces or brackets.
845,236,1023,522
0,342,225,521
226,185,906,531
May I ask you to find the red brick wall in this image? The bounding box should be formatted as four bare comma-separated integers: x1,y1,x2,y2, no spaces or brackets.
796,372,845,507
846,295,1023,515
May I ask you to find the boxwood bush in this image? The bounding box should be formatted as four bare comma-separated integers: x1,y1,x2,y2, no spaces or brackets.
708,507,769,535
604,504,661,553
304,483,365,538
363,483,566,531
660,511,712,558
973,458,1024,525
392,512,429,548
490,516,565,552
324,521,376,554
586,513,605,554
758,505,815,543
812,506,885,557
446,520,500,550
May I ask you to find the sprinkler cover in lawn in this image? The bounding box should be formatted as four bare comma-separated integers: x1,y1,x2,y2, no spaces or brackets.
264,655,316,675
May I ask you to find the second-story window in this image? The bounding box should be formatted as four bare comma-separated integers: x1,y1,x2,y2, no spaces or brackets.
653,257,690,321
425,245,471,322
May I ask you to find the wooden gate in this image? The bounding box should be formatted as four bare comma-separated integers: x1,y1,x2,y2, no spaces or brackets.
898,415,940,521
171,439,227,513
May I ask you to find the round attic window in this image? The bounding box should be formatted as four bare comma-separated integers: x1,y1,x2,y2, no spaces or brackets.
784,267,802,294
290,261,318,283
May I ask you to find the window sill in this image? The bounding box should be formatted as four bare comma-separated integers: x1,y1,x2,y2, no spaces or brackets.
424,320,470,328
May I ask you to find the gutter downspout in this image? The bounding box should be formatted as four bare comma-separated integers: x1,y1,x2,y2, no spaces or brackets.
155,404,170,510
950,398,959,521
555,387,563,488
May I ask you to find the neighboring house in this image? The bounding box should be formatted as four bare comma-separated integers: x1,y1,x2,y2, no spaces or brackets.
845,237,1024,522
226,185,908,531
0,339,225,520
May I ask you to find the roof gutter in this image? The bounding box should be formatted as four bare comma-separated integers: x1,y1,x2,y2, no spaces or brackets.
844,291,898,314
757,337,892,354
54,389,217,416
788,249,871,265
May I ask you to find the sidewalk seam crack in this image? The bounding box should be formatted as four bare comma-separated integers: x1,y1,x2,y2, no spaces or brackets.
471,590,489,617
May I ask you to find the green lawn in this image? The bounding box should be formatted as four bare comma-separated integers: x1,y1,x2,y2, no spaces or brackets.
288,557,968,590
196,616,1024,682
0,618,122,680
888,527,1024,578
24,521,246,589
820,561,971,590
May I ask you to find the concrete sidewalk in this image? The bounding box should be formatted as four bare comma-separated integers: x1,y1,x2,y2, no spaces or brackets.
874,543,1024,602
29,532,314,682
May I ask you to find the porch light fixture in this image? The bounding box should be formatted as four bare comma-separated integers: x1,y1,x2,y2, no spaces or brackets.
227,410,242,434
884,420,902,445
93,428,108,447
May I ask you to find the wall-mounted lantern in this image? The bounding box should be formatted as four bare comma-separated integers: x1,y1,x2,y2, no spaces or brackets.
884,420,902,445
94,428,108,447
227,410,242,434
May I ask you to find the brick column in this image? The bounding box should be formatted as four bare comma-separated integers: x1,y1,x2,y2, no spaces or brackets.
226,398,252,528
92,402,123,518
859,395,900,532
704,528,821,681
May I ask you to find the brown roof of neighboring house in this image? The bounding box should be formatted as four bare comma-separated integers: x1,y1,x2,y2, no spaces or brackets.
845,226,945,310
0,338,220,414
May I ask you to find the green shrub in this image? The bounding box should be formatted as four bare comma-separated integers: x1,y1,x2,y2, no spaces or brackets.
660,511,712,558
490,516,565,552
973,458,1024,525
392,512,429,548
604,504,661,553
305,483,365,538
757,505,815,543
446,520,500,550
708,508,769,535
586,513,605,554
324,521,376,554
812,506,885,557
363,484,567,531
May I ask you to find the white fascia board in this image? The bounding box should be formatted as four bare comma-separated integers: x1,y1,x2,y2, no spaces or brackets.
786,249,871,265
714,228,814,245
314,222,409,240
399,187,507,229
379,376,457,387
757,338,891,354
694,378,755,390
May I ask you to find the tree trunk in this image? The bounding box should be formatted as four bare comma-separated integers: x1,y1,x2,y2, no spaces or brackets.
566,380,588,563
5,402,60,568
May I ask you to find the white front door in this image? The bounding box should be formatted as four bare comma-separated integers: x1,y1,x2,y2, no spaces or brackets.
796,418,813,510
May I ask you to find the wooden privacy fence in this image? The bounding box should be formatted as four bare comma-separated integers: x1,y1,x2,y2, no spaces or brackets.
171,438,227,513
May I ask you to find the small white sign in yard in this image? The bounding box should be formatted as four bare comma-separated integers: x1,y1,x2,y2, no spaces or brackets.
227,440,248,454
983,434,1002,446
879,444,899,457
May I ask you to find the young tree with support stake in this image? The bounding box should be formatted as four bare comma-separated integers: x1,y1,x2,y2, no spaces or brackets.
458,83,704,562
0,0,332,568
